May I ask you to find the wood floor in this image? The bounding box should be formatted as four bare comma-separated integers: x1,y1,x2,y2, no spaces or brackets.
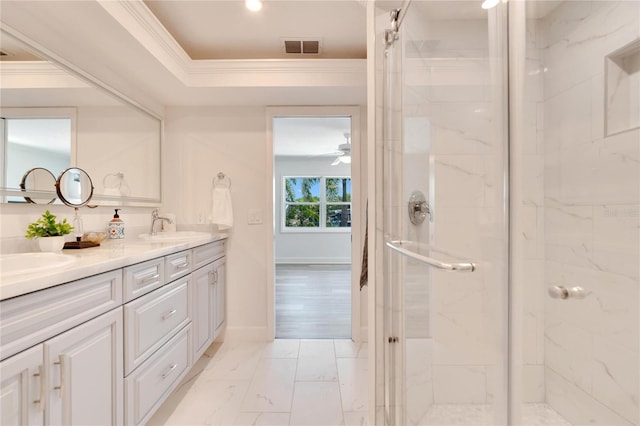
275,264,351,339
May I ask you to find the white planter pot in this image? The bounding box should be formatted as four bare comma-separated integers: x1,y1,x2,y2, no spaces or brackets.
38,236,66,252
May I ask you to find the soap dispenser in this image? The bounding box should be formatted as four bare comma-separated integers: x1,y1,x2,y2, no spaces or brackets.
108,209,125,239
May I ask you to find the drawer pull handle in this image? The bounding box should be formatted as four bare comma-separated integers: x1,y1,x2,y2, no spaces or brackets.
208,271,215,285
53,359,63,392
136,272,160,285
163,309,178,320
174,261,189,269
33,365,45,411
162,363,178,379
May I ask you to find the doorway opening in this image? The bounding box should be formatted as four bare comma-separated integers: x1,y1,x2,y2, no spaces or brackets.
267,107,361,340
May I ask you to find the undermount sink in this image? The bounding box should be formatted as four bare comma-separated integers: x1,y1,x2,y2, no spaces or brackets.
0,252,77,278
137,231,210,242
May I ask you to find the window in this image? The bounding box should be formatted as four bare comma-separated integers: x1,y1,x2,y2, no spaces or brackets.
283,176,351,231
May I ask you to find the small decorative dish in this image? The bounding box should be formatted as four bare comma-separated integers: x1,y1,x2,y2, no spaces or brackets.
82,231,108,244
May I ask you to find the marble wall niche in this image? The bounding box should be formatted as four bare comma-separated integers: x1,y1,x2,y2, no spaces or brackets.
606,39,640,136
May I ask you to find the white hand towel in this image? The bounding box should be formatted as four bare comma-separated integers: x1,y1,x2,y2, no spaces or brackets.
211,183,233,230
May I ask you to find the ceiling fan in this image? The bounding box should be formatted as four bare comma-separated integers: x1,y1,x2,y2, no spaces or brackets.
331,132,351,165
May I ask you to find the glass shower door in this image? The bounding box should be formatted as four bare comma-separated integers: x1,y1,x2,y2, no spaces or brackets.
381,2,509,425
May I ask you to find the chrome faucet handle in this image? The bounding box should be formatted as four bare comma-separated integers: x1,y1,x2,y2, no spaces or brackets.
151,208,159,218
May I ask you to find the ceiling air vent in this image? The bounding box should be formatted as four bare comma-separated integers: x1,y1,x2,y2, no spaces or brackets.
282,38,321,55
284,40,302,54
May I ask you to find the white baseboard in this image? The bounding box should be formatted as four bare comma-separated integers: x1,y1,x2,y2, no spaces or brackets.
220,326,269,342
275,257,351,264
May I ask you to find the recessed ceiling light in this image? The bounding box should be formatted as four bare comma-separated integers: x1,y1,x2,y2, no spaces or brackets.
481,0,499,9
245,0,262,12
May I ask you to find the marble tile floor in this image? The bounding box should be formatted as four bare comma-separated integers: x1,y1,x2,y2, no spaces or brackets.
148,339,369,426
418,403,571,426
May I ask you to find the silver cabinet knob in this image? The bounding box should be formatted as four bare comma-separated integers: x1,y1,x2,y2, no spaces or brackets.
548,285,587,300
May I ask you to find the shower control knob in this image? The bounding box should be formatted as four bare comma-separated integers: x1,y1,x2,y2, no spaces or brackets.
547,285,586,300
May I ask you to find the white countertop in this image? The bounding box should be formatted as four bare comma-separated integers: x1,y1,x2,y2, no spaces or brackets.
0,233,227,301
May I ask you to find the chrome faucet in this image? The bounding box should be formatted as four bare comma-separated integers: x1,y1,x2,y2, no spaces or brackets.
150,209,173,235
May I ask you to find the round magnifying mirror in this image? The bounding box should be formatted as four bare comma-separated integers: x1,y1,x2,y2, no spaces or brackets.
20,167,57,204
55,167,94,208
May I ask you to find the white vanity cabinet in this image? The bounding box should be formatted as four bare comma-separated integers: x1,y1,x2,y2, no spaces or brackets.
123,277,190,375
0,345,43,426
213,256,226,334
191,242,226,363
44,308,123,425
0,307,123,426
0,236,227,426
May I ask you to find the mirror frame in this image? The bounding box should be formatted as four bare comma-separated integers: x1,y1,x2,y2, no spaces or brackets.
55,167,95,208
20,167,57,205
0,26,162,207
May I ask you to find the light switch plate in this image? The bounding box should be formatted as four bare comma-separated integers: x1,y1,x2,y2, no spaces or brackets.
248,209,263,225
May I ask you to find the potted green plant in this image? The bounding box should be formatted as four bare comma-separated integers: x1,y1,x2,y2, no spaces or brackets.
25,210,73,252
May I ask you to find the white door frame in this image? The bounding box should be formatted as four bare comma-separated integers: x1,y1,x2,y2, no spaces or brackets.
265,105,362,341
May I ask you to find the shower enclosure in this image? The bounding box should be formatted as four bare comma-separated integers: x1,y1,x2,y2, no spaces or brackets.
375,1,639,425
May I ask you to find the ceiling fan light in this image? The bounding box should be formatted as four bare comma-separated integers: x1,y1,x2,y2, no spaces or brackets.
341,155,351,164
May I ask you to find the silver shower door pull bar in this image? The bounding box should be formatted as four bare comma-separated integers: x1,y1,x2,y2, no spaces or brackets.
386,241,476,272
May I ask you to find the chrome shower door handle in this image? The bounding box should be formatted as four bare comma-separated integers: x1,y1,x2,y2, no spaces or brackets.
548,285,587,300
386,241,475,272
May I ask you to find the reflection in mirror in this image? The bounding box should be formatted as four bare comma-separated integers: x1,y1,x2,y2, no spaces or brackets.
0,29,162,206
55,167,94,208
20,167,56,204
1,108,75,201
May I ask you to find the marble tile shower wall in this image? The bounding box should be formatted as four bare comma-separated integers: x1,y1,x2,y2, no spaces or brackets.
539,2,639,425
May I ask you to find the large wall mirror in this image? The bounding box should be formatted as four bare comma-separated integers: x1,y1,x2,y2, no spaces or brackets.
0,29,162,206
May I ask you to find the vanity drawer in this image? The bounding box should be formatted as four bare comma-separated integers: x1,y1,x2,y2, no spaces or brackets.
123,258,165,302
165,250,191,282
0,270,122,361
192,240,226,270
125,324,191,426
124,277,190,375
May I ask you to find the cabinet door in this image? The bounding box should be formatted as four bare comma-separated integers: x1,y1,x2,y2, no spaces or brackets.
45,308,123,426
213,257,227,334
0,345,44,426
191,264,215,362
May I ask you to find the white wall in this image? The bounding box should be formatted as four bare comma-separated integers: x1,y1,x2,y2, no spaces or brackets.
162,106,368,341
274,156,351,264
162,106,270,340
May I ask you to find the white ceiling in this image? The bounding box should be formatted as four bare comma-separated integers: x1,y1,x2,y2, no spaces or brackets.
144,0,367,60
273,116,351,157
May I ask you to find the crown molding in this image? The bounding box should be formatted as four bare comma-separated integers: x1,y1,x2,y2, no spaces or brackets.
98,0,366,89
0,61,91,89
97,0,191,84
188,58,367,87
